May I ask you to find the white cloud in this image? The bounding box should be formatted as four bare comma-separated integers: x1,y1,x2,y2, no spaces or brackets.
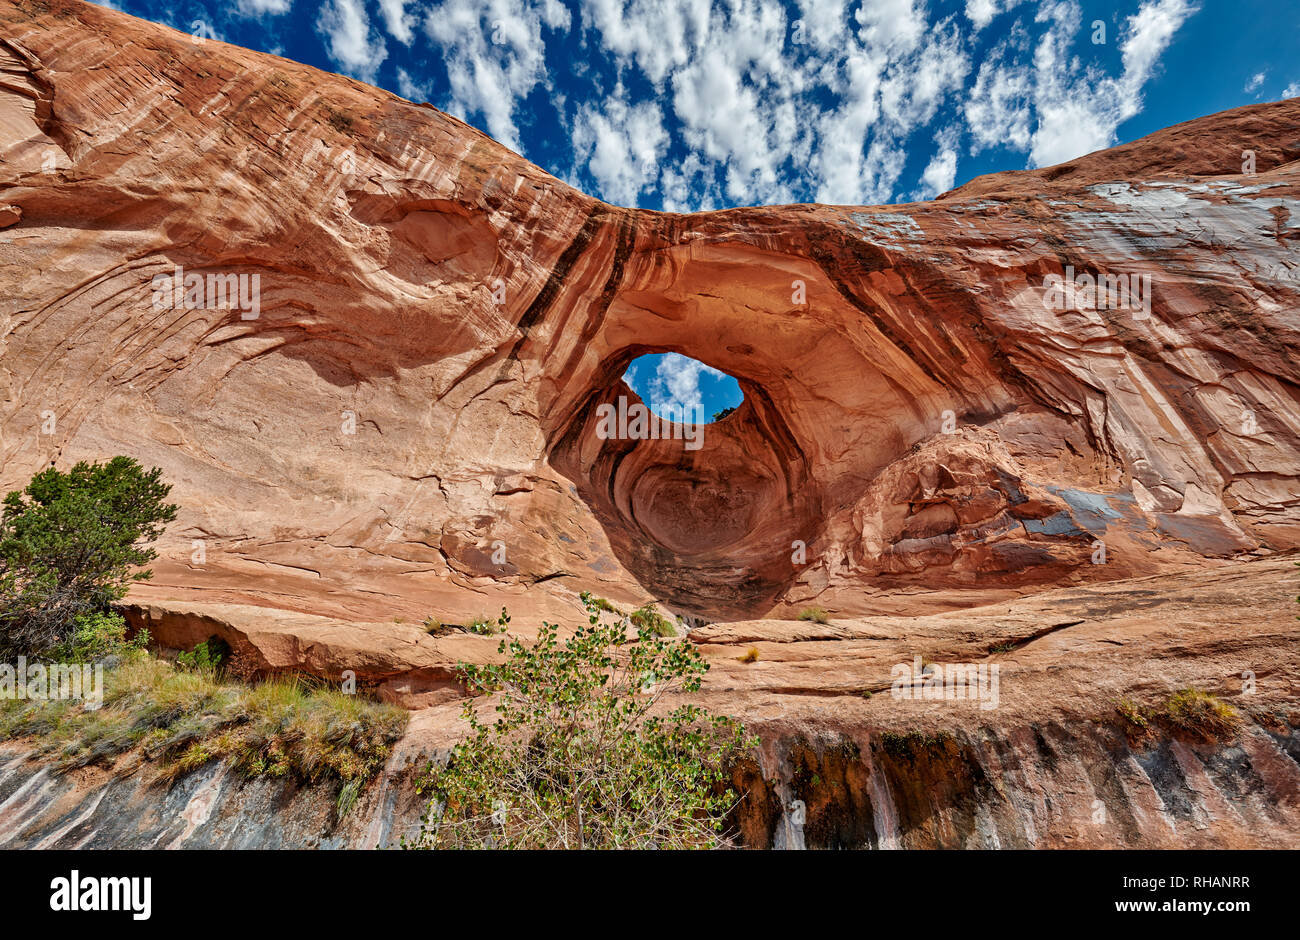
665,0,796,204
422,0,557,153
1118,0,1195,95
317,0,388,83
660,152,718,211
964,0,1026,32
378,0,417,44
964,49,1032,153
856,0,926,55
406,0,1198,209
1281,81,1300,100
920,147,957,196
581,0,705,86
879,20,970,131
1027,0,1197,167
793,0,850,51
965,0,998,30
647,353,725,414
918,126,960,198
539,0,571,30
397,67,432,101
573,87,669,207
811,48,886,203
237,0,293,15
1244,71,1266,93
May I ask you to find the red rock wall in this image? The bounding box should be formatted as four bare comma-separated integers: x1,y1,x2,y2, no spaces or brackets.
2,0,1299,625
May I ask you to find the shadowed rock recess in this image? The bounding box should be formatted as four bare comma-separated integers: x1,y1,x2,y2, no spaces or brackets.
1,1,1299,848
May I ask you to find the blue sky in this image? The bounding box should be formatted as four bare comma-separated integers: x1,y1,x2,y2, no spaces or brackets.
92,0,1299,416
96,0,1299,212
623,353,745,421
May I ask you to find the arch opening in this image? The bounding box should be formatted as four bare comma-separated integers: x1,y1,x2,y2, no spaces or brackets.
622,352,744,424
547,344,823,619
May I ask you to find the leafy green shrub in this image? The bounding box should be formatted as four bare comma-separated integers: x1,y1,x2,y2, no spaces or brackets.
582,593,623,617
175,636,230,673
49,610,149,664
1115,698,1149,729
629,602,677,638
1163,688,1239,739
711,406,737,422
0,457,177,659
409,594,756,849
466,608,510,636
797,606,829,624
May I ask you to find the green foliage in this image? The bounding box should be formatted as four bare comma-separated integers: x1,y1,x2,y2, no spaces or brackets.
410,594,756,849
0,656,407,815
629,602,677,638
175,635,230,673
1163,688,1239,739
466,608,510,636
711,406,737,422
797,606,829,624
0,457,177,659
48,610,149,664
586,594,623,616
1115,698,1149,729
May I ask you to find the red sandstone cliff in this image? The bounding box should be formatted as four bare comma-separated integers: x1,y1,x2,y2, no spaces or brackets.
0,0,1298,661
2,1,1300,849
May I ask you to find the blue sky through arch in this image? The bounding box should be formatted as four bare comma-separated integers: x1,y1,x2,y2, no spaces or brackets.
623,353,744,423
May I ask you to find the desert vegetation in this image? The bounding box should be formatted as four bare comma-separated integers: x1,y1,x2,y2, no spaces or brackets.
1114,688,1241,743
0,650,407,816
0,459,406,815
0,457,176,660
408,591,755,849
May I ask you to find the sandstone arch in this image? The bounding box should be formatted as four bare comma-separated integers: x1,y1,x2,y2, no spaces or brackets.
1,2,1298,636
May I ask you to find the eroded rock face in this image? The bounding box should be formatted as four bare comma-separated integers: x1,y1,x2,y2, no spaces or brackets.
1,1,1299,632
6,556,1300,849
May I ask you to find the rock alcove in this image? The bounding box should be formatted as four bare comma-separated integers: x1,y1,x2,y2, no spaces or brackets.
549,344,821,619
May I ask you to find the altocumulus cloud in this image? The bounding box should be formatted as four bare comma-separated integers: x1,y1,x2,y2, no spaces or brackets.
317,0,389,83
114,0,1211,210
404,0,1197,208
644,353,727,417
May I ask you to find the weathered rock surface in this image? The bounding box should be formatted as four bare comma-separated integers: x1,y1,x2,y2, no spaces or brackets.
2,1,1298,630
3,543,1297,849
1,2,1299,848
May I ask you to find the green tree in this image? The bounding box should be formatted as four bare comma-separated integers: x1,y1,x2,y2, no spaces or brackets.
410,592,755,849
0,457,177,659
